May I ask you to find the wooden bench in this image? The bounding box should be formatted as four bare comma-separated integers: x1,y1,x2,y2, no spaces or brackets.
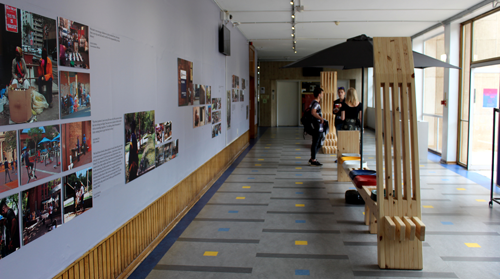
337,37,427,270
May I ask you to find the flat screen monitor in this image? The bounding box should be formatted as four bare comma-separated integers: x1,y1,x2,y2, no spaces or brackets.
219,25,230,56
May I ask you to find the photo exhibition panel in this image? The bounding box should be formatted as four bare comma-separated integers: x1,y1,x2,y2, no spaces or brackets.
0,0,250,278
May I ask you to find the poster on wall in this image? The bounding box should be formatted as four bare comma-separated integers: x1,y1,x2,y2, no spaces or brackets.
21,178,61,245
212,98,221,110
227,90,231,130
483,89,498,108
58,17,89,69
240,90,244,102
242,78,246,90
199,85,206,105
193,106,206,128
212,123,221,138
206,86,211,104
63,168,92,223
0,192,20,260
178,58,194,106
155,121,172,146
60,71,91,119
124,111,156,183
232,89,238,102
0,5,59,126
232,75,239,89
246,105,249,120
61,121,92,172
0,130,18,194
172,139,179,159
164,142,172,162
19,125,61,185
212,111,221,125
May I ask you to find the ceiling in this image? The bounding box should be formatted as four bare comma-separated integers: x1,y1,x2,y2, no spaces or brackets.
214,0,492,60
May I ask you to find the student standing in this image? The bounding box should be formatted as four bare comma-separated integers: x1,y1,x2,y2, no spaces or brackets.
341,88,363,130
333,87,346,133
309,87,325,166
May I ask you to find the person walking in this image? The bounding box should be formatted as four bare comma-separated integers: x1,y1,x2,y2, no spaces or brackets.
341,88,363,130
4,158,12,183
333,87,346,133
309,87,325,166
37,48,54,108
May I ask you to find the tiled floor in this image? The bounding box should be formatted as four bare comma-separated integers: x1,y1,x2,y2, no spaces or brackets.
131,127,500,279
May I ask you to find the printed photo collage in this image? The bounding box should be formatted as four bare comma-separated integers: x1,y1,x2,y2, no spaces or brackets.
231,75,245,103
0,4,93,260
124,111,179,184
0,122,93,260
211,98,222,138
177,58,217,131
0,4,91,128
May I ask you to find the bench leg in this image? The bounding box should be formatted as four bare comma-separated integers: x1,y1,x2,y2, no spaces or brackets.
369,213,377,234
364,205,370,226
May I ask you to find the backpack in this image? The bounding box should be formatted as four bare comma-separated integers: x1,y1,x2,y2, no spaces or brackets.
301,101,317,137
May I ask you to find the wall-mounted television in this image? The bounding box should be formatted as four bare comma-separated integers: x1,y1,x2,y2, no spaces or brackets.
219,25,231,56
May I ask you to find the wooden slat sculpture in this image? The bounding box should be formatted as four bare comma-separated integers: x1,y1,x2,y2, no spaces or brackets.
373,37,425,269
320,71,338,154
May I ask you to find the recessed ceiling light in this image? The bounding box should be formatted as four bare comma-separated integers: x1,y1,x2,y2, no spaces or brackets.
290,1,294,5
294,50,297,53
291,34,294,37
292,26,295,30
291,15,295,18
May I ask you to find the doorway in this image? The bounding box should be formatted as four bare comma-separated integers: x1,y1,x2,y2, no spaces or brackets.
467,64,500,170
277,81,300,126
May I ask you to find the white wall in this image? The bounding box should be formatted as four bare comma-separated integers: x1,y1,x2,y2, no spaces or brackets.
0,0,249,278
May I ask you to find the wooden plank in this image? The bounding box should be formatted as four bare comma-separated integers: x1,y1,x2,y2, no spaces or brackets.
73,263,79,279
384,216,396,241
393,216,406,241
68,267,74,279
403,216,416,241
412,217,426,241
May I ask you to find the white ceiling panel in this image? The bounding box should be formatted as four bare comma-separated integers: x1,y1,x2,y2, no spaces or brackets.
295,10,459,22
231,11,292,23
213,0,491,60
237,23,295,39
295,22,435,38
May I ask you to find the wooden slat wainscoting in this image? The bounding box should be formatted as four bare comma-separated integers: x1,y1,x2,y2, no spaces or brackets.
53,131,250,279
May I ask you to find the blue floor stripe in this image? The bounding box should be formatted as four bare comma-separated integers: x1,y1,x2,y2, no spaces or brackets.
427,152,500,194
129,128,268,279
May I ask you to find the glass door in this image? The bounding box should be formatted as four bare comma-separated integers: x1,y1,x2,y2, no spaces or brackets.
468,64,500,170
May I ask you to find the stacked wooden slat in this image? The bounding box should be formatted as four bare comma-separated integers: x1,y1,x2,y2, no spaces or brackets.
320,71,338,154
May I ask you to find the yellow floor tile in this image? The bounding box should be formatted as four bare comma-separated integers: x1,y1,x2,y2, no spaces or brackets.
476,199,486,202
456,188,466,191
242,186,251,189
295,241,308,245
464,243,481,248
295,157,301,159
296,167,302,170
258,159,264,161
255,164,262,166
204,251,218,256
423,205,434,208
236,197,245,200
295,204,305,207
295,182,303,184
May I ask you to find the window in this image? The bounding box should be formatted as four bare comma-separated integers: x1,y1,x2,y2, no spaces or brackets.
423,33,445,153
472,11,500,62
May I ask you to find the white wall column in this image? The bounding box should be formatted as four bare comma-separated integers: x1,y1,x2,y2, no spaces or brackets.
441,22,460,163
